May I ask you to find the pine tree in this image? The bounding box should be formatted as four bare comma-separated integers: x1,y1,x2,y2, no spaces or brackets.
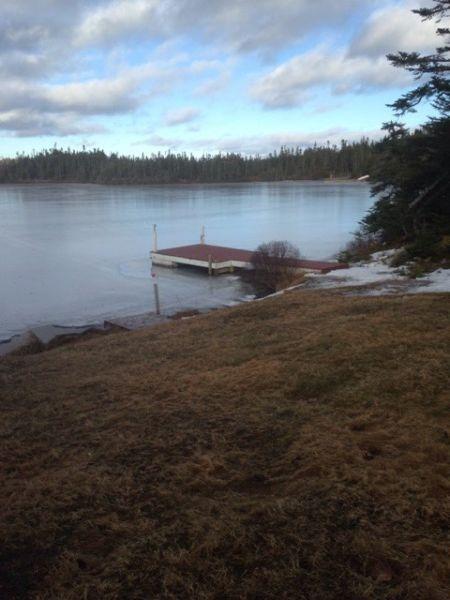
362,0,450,259
388,0,449,115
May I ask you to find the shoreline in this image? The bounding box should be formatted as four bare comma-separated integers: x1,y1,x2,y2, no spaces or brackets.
0,313,167,357
3,253,449,357
0,299,252,357
0,178,368,187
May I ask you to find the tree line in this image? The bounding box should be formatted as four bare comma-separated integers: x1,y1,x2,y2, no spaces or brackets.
0,139,376,184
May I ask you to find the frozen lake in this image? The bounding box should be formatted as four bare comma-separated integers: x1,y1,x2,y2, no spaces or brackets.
0,181,373,341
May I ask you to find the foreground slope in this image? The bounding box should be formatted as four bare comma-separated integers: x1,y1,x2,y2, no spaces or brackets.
1,290,449,599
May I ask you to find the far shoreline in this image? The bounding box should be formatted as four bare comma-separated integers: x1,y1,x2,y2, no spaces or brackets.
0,177,369,187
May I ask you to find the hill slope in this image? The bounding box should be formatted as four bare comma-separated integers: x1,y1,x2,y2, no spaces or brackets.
1,290,449,599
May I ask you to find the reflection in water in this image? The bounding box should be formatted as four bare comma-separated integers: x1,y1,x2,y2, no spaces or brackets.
0,182,373,339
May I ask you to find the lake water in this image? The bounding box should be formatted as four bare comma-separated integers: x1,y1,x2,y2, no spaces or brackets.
0,181,373,341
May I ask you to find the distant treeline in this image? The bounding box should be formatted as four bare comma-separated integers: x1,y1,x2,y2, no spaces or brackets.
0,139,376,184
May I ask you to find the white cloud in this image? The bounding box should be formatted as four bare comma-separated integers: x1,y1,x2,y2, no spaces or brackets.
189,59,224,75
143,133,184,149
44,78,140,114
210,129,383,155
138,127,383,155
350,1,440,57
194,70,231,96
251,47,411,109
164,107,201,126
249,1,444,109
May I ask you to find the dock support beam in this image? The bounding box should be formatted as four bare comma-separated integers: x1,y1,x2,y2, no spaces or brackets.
152,224,158,252
152,272,161,314
208,254,213,276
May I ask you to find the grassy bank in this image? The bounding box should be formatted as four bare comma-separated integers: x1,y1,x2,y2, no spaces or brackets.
1,290,449,599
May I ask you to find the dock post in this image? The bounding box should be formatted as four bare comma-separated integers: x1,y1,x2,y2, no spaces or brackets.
152,224,158,252
208,254,213,276
200,225,206,245
152,271,161,314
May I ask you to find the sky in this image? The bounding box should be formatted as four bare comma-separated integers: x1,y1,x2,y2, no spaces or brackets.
0,0,443,157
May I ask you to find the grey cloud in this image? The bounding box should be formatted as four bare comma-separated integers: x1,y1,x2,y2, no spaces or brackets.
1,77,137,116
0,0,91,83
170,0,364,54
0,51,55,79
0,62,180,138
0,109,106,137
0,1,87,53
75,0,163,46
0,25,49,53
75,0,380,54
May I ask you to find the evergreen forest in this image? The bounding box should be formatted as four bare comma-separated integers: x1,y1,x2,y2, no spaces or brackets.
0,139,376,184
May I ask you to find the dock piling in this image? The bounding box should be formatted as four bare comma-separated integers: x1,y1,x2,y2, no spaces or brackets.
208,254,213,276
152,224,158,252
152,271,161,314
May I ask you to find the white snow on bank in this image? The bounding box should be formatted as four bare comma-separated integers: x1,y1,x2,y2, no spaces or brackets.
305,251,450,295
306,251,405,289
408,268,450,294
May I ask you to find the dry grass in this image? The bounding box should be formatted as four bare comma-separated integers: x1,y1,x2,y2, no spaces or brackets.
0,290,449,599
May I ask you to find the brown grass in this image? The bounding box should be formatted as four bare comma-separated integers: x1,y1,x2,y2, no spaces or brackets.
0,290,449,599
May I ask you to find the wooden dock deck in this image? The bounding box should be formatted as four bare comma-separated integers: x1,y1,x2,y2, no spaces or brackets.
151,243,347,274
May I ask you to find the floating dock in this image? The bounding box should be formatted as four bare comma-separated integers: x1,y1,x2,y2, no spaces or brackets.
151,243,347,275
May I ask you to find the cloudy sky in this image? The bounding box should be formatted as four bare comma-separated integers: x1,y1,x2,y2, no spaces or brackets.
0,0,442,156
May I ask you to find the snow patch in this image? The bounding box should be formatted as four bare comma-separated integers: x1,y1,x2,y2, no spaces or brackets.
407,269,450,294
307,251,405,288
304,251,449,295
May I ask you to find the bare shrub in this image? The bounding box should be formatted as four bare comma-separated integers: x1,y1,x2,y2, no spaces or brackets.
250,240,301,294
338,232,384,263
